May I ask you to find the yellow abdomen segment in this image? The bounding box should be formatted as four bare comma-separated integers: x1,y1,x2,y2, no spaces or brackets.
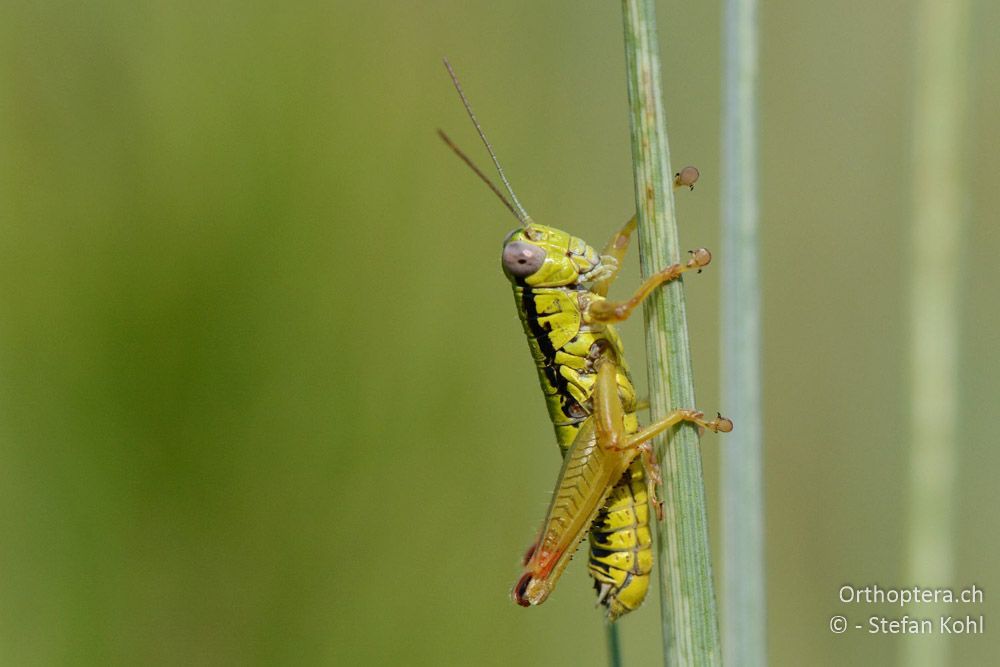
587,460,654,620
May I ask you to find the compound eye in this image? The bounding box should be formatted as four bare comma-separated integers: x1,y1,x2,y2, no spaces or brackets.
502,241,545,278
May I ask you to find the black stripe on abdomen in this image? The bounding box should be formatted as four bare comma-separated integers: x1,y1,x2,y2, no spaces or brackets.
520,286,583,418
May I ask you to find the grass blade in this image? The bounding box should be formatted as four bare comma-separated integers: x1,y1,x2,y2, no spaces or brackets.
621,1,721,664
719,0,766,665
904,1,969,665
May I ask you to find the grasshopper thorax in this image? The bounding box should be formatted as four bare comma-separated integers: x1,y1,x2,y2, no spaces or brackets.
501,224,613,288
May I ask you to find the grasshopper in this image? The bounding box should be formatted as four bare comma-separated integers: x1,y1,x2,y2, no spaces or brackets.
439,59,731,620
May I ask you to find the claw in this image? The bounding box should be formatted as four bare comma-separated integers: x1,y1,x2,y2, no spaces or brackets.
674,165,700,190
686,247,712,269
713,413,734,433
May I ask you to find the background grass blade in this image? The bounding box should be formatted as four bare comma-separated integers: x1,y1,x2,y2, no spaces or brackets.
904,1,970,665
719,0,766,665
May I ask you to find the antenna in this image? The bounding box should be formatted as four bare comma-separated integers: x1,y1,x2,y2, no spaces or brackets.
442,58,533,228
437,130,520,220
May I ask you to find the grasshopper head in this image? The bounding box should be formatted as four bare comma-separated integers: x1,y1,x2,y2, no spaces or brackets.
502,224,614,288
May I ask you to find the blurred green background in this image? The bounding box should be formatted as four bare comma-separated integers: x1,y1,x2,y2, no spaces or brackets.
1,1,997,665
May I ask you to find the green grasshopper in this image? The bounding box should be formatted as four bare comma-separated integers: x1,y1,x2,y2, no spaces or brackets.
440,59,730,620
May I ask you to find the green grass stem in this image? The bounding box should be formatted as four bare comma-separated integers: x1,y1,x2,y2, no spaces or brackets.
621,1,721,665
605,621,623,667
